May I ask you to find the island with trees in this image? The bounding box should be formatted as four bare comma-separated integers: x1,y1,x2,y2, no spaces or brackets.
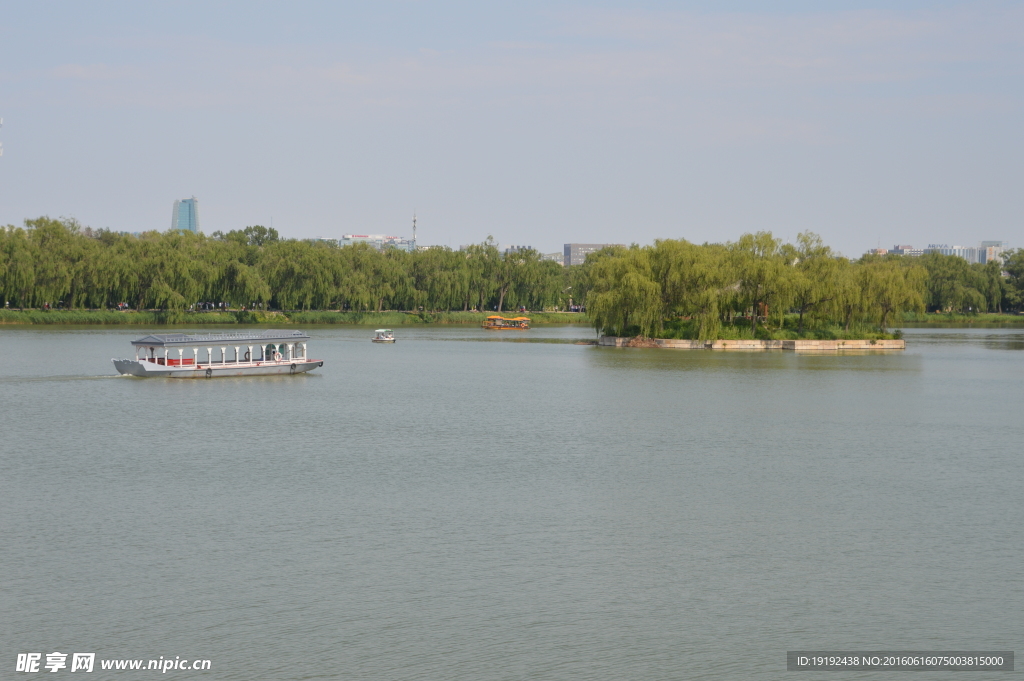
586,232,1022,343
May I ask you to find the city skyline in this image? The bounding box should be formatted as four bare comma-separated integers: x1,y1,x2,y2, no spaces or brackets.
867,239,1008,264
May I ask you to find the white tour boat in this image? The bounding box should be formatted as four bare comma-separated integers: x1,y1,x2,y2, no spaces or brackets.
372,329,396,343
112,329,323,378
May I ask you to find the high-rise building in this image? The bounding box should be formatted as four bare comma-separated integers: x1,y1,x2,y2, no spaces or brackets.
563,243,624,267
171,197,200,233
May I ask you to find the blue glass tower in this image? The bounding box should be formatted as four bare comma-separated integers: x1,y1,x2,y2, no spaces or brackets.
171,197,200,233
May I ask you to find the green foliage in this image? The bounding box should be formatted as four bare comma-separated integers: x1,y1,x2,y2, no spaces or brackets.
586,232,936,339
0,309,239,325
0,219,584,316
587,246,662,337
4,217,1021,334
0,309,589,326
917,251,996,314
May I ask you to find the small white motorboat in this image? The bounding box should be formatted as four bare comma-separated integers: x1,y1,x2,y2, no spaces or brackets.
372,329,396,343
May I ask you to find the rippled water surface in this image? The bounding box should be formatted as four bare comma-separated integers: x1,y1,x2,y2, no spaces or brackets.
2,326,1022,680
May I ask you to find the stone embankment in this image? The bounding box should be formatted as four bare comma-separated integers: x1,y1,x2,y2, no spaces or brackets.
598,337,905,351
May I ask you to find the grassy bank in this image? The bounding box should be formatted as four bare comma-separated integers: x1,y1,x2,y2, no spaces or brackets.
900,312,1024,326
0,310,240,325
0,309,591,326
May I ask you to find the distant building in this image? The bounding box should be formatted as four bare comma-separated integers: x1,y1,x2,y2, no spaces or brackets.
878,241,1009,264
503,244,533,255
338,234,416,252
540,252,564,264
337,215,417,252
924,244,980,263
563,243,624,267
171,197,200,233
980,241,1007,265
889,244,923,257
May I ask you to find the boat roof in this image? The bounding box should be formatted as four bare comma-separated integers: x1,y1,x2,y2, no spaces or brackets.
486,315,503,319
130,329,310,347
511,317,530,321
374,329,393,333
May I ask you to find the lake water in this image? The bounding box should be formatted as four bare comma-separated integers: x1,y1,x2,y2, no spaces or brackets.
2,326,1021,680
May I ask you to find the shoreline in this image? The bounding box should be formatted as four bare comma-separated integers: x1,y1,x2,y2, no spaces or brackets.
2,309,1022,329
600,336,907,351
0,309,592,326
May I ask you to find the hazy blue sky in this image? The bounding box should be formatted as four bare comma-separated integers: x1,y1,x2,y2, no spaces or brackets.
1,1,1020,255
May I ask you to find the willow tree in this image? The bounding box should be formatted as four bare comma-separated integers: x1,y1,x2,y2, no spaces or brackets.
862,258,926,330
461,239,500,311
85,232,140,309
411,247,470,312
587,246,662,337
650,239,735,341
980,260,1005,314
134,230,213,310
1003,249,1024,312
564,245,620,312
25,217,78,307
731,232,794,335
788,232,843,334
493,247,544,312
371,248,414,311
918,252,988,313
0,226,38,307
260,240,337,310
525,259,569,311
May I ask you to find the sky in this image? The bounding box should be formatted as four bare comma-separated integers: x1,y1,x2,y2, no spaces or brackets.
0,1,1021,257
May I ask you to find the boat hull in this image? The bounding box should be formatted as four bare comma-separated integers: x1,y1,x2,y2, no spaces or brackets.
371,339,396,343
112,358,323,378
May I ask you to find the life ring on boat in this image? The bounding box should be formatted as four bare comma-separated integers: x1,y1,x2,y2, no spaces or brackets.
290,362,296,373
205,367,212,378
244,350,250,361
274,352,282,361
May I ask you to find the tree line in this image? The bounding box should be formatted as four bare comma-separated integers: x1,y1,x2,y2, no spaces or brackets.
0,218,578,313
2,218,1021,338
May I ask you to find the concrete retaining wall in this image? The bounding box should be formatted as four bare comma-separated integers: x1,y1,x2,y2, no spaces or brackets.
598,336,905,351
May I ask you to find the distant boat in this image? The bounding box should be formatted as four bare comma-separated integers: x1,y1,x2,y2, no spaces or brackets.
372,329,396,343
112,329,323,378
482,316,530,330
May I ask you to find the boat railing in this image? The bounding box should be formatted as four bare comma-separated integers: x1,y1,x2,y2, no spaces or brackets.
145,354,308,366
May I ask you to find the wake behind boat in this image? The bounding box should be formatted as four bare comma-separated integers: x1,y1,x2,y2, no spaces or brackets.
112,329,323,378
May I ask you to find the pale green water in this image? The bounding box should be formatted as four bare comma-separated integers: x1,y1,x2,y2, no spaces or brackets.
1,326,1021,680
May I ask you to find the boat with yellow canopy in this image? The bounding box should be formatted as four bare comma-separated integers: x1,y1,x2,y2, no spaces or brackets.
482,316,530,330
